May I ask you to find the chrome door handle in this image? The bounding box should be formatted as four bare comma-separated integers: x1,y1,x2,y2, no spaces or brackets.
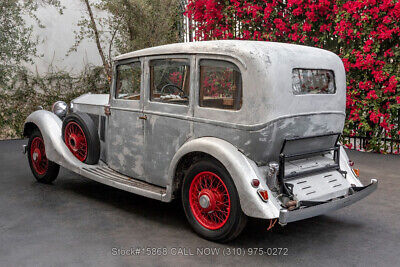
139,115,147,120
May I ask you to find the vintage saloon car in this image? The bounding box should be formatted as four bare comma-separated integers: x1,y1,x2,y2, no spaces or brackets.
23,40,377,242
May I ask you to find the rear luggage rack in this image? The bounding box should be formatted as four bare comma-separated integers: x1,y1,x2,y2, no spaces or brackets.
279,179,378,224
278,133,342,195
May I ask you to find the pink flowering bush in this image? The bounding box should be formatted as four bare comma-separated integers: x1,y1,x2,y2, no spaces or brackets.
185,0,400,153
201,68,236,97
169,71,183,86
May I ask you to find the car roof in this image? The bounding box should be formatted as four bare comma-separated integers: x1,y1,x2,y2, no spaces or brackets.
113,40,334,67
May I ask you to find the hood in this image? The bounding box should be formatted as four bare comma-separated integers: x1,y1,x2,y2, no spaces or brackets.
71,94,110,116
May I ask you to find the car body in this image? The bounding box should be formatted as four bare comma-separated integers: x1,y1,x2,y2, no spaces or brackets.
23,40,377,241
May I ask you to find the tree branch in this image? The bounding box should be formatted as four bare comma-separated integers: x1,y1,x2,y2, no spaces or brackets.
83,0,111,79
108,28,118,64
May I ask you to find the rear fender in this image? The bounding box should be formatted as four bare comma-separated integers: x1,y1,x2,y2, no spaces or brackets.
168,137,281,219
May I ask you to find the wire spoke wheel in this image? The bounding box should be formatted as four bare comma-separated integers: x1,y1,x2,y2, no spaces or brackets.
30,137,48,175
64,121,88,162
189,171,231,230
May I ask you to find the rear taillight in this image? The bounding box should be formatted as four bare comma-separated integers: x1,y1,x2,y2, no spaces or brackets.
258,190,269,202
251,179,260,188
349,160,355,166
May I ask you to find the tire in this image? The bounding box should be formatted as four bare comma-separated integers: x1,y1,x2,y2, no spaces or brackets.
182,159,247,242
62,112,100,165
28,129,60,184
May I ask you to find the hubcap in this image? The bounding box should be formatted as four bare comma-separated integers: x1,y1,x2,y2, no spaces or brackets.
68,134,81,151
189,171,231,230
199,194,210,209
30,137,48,175
32,148,41,162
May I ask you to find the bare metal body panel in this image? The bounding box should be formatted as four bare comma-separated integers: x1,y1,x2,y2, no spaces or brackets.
107,108,146,180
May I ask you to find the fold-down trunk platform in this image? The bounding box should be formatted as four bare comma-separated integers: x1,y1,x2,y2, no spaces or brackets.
279,179,378,224
287,170,351,202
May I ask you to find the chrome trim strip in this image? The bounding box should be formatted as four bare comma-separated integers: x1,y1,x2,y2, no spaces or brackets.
141,110,345,131
109,106,142,113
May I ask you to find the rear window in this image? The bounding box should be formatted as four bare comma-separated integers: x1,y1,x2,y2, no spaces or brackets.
292,69,336,95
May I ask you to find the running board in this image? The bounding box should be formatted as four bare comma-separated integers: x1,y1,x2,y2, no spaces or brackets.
80,164,167,201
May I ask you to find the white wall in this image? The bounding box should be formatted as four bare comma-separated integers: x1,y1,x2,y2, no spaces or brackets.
25,0,103,74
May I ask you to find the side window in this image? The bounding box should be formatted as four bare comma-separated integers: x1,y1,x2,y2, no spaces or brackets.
115,62,141,100
199,59,242,110
149,59,190,105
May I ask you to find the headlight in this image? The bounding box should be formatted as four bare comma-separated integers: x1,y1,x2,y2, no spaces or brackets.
52,101,68,119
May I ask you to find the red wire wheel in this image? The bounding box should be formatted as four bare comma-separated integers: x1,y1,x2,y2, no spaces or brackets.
30,137,48,175
64,121,88,162
189,171,231,230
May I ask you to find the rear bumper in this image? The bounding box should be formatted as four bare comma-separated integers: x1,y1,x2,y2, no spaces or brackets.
279,179,378,225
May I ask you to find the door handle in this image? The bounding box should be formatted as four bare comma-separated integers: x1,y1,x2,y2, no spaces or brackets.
139,115,147,120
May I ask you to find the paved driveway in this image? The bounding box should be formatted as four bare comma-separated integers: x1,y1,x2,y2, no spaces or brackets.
0,139,399,266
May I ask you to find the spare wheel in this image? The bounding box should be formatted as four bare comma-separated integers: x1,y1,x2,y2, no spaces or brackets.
62,112,100,165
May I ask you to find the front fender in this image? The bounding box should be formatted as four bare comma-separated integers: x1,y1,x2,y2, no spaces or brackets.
168,137,281,219
24,110,85,171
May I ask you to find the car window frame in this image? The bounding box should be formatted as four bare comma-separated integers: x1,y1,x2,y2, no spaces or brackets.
148,58,191,106
142,54,194,117
110,58,144,111
197,59,243,111
115,60,142,101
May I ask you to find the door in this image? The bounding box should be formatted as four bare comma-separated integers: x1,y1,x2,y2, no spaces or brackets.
142,56,194,187
107,59,146,180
